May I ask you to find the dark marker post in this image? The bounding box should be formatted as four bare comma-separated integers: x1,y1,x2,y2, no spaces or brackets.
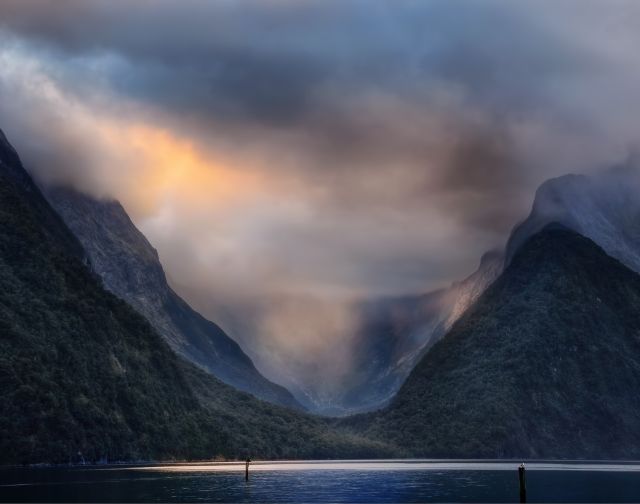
245,457,251,482
518,463,527,503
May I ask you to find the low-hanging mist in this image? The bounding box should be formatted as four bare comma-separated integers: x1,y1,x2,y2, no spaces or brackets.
1,0,639,401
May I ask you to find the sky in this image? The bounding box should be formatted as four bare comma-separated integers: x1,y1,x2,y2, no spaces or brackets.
1,0,639,395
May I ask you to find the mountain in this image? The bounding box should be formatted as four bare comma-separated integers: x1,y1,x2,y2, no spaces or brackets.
215,246,503,416
45,186,301,410
309,248,503,415
202,248,502,417
332,290,450,415
0,129,221,463
348,225,640,458
41,184,502,416
0,128,394,464
333,165,640,415
506,166,640,273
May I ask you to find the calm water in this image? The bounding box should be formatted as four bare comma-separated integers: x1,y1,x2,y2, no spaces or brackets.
2,460,640,503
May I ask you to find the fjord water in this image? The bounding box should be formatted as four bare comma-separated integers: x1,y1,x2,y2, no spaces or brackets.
2,461,640,503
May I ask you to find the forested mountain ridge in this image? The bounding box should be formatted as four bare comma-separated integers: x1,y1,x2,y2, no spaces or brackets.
506,168,640,273
347,225,640,458
337,250,504,415
0,131,220,463
0,128,395,464
6,123,640,463
45,186,301,410
338,166,640,416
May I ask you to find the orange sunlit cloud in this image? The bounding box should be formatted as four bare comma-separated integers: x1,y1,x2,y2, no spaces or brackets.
95,122,272,217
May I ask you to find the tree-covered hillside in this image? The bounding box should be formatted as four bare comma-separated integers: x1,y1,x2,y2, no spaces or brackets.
347,226,640,459
46,186,301,410
7,123,640,463
0,129,395,464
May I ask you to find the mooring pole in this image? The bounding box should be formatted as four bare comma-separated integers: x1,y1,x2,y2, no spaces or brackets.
518,463,527,503
245,457,251,482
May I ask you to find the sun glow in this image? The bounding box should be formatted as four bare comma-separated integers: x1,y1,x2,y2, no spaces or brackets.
95,122,270,217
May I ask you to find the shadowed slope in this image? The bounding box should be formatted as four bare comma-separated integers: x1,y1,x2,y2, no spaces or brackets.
46,187,301,409
349,226,640,458
0,128,395,464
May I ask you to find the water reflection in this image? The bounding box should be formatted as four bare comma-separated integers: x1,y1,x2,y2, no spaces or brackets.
2,461,640,503
132,460,640,473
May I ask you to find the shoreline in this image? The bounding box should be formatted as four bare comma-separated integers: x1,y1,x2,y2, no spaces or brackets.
6,458,640,471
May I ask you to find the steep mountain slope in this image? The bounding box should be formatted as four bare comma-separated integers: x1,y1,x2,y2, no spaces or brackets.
44,184,503,416
350,226,640,458
337,290,450,415
0,130,86,262
45,187,300,410
0,131,223,463
0,128,395,464
506,166,640,272
336,166,640,415
315,249,503,415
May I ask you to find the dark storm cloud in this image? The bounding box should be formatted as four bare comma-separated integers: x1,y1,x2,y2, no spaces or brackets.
110,52,328,126
0,1,340,125
0,0,636,245
0,1,579,129
433,123,524,233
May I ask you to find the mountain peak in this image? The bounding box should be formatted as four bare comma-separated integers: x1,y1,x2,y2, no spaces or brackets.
478,249,503,267
356,225,640,458
531,173,589,214
506,166,640,273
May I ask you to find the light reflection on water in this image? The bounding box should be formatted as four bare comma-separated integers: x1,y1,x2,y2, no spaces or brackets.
132,459,640,473
2,460,640,503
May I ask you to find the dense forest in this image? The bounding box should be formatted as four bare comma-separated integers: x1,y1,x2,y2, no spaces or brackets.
0,130,395,464
6,125,640,464
346,227,640,458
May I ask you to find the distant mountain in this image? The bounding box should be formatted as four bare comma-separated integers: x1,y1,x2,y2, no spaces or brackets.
314,249,503,415
0,128,393,464
349,226,640,458
45,186,301,410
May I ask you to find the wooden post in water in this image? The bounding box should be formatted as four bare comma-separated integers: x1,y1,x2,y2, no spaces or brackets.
245,457,251,482
518,463,527,503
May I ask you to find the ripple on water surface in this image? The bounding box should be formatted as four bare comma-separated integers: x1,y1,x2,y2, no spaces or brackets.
2,460,640,502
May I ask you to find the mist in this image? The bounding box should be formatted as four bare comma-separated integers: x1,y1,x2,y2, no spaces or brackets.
1,0,639,396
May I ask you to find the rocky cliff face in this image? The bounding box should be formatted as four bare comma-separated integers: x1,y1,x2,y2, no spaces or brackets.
45,187,302,410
